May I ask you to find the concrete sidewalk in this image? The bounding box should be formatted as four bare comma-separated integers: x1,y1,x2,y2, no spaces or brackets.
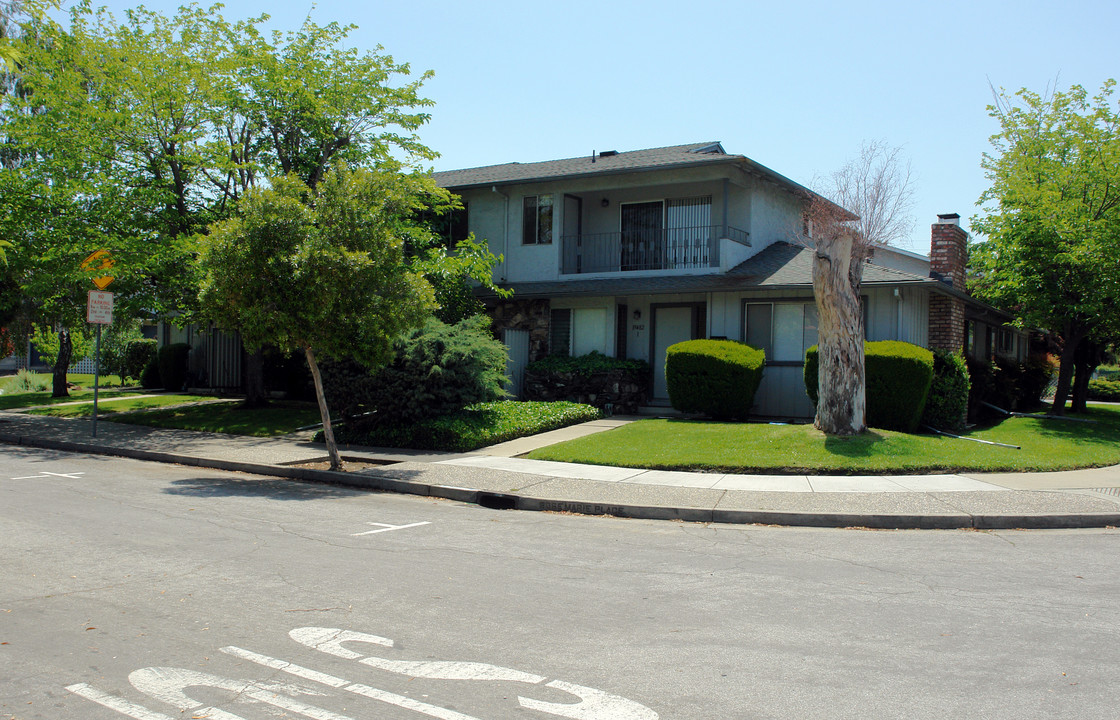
2,410,1120,530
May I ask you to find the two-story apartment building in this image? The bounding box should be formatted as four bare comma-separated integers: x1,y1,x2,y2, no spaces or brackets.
434,141,1026,419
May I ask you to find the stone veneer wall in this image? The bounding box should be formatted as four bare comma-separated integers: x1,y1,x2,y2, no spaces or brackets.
488,298,551,361
522,367,650,414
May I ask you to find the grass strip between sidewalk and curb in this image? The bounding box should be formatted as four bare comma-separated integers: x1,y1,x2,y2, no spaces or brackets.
526,404,1120,474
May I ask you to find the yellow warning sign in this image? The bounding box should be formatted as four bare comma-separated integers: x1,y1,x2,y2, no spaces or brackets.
81,249,115,290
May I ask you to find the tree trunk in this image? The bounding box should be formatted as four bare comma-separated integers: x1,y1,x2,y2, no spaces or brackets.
1071,340,1099,414
51,327,72,398
305,346,342,471
1051,321,1086,415
242,348,269,408
811,232,866,435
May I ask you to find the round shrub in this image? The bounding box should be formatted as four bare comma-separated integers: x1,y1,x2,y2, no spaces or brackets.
920,350,970,432
139,356,162,389
805,340,934,432
157,342,190,391
665,339,765,420
123,339,158,384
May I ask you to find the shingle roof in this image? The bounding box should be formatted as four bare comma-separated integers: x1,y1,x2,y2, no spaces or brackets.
434,141,856,220
433,142,732,189
725,242,930,286
481,242,933,299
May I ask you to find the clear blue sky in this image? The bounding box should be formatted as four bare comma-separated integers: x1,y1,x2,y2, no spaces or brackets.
70,0,1119,254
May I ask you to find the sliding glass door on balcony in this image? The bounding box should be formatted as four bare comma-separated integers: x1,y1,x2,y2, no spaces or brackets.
665,196,712,268
620,201,663,271
561,195,730,274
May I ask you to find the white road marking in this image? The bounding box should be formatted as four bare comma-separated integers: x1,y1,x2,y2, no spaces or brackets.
128,667,350,720
11,471,86,480
286,627,659,719
221,646,485,720
69,626,660,720
290,626,545,683
519,680,660,720
289,627,393,659
351,520,431,536
65,684,176,720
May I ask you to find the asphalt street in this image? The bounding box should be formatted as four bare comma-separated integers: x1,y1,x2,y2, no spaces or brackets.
3,446,1120,719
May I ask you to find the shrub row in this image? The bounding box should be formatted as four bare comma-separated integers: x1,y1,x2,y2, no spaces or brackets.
968,354,1056,422
665,339,764,420
1089,378,1120,401
805,341,934,432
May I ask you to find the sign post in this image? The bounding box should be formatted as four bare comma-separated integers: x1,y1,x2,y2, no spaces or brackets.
87,290,114,437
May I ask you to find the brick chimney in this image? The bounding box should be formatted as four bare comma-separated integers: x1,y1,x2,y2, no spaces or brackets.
929,213,968,290
927,213,968,353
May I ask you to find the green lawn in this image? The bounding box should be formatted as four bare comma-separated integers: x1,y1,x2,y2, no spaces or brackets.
526,405,1120,474
0,387,147,410
27,394,223,418
107,400,323,437
0,372,130,394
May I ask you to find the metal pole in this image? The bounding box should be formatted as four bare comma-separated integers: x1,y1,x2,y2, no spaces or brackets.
92,324,101,438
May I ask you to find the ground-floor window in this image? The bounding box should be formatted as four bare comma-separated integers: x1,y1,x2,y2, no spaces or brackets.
549,307,608,356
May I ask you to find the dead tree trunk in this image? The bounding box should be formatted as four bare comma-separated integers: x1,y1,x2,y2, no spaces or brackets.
51,327,72,398
811,231,866,435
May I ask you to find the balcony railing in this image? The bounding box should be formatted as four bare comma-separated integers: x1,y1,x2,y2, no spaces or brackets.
560,225,749,274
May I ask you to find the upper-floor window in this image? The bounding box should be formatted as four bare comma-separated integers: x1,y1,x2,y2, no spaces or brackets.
523,194,554,245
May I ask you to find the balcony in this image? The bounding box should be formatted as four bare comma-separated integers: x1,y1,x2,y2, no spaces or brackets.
560,225,750,274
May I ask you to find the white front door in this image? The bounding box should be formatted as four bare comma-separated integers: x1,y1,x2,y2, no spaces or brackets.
652,306,697,401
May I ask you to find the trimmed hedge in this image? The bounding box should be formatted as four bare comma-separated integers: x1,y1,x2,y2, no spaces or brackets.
140,356,162,389
157,343,190,391
665,339,765,420
805,340,934,432
920,350,970,432
123,339,158,385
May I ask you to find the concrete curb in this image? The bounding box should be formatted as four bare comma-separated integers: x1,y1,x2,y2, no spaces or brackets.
4,432,1120,531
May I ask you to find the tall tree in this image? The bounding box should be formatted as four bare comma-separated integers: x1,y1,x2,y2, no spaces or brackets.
2,4,445,398
198,166,437,470
806,141,915,435
971,80,1120,414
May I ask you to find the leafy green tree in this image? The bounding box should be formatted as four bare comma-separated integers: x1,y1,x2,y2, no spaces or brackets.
971,80,1120,414
29,323,93,371
2,3,447,400
198,166,438,470
99,317,144,384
